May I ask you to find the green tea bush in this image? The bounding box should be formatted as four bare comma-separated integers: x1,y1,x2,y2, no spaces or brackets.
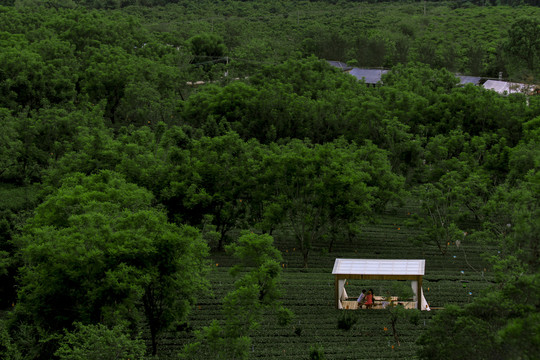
309,345,326,360
337,311,358,331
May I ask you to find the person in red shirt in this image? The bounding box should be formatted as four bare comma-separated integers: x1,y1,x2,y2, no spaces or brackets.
364,290,373,309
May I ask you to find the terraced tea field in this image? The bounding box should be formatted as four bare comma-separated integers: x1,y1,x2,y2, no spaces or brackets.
164,206,495,359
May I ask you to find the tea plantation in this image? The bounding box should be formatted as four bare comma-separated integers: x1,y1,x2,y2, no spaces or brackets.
164,205,495,359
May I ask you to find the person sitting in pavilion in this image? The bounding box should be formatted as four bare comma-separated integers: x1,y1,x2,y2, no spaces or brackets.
357,289,367,307
364,290,374,309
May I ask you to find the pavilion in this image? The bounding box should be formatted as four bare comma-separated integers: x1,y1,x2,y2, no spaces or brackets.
332,258,430,310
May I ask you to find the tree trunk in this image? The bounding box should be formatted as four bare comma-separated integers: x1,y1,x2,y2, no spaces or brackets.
218,231,226,251
391,319,400,346
328,224,337,253
151,330,158,356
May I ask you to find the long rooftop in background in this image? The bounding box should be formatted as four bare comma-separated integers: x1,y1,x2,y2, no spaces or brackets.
327,60,537,95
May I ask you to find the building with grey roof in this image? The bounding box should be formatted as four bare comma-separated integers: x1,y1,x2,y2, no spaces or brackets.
457,75,482,86
327,61,352,71
348,68,388,85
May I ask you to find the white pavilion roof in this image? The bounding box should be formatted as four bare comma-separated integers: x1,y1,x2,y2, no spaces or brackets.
332,258,425,276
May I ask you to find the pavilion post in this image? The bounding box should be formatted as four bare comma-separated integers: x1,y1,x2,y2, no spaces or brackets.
417,275,423,310
335,275,339,309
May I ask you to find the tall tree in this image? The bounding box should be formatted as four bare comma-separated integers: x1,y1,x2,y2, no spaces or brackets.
12,171,209,357
163,132,262,250
263,139,402,266
505,17,540,78
409,170,467,255
417,169,540,359
181,232,291,360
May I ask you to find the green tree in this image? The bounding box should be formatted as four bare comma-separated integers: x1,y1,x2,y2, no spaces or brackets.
114,81,167,126
507,116,540,185
418,170,540,359
0,209,19,309
263,139,402,265
182,82,257,138
350,33,388,68
227,232,287,307
505,17,540,78
113,123,179,199
0,41,47,109
309,345,326,360
12,171,209,357
418,272,540,360
163,132,263,250
2,106,124,185
384,283,419,347
187,33,227,70
0,318,21,360
80,45,137,121
0,109,22,182
42,107,120,187
409,171,466,255
181,232,291,360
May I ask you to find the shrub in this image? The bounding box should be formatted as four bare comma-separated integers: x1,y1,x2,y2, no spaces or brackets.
0,319,21,360
55,323,146,360
337,311,358,331
309,345,326,360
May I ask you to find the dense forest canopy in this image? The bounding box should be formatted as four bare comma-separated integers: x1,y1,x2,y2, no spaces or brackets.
2,1,540,81
0,1,538,359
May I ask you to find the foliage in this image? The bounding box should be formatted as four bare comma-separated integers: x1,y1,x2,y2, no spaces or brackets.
0,211,17,308
309,345,326,360
162,132,261,250
226,232,289,322
0,318,21,360
418,170,540,359
390,281,415,300
0,2,539,359
409,171,467,255
504,17,540,79
12,171,209,357
55,323,146,360
181,232,290,360
182,57,366,144
337,311,357,331
187,33,227,67
386,301,420,347
263,138,403,266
